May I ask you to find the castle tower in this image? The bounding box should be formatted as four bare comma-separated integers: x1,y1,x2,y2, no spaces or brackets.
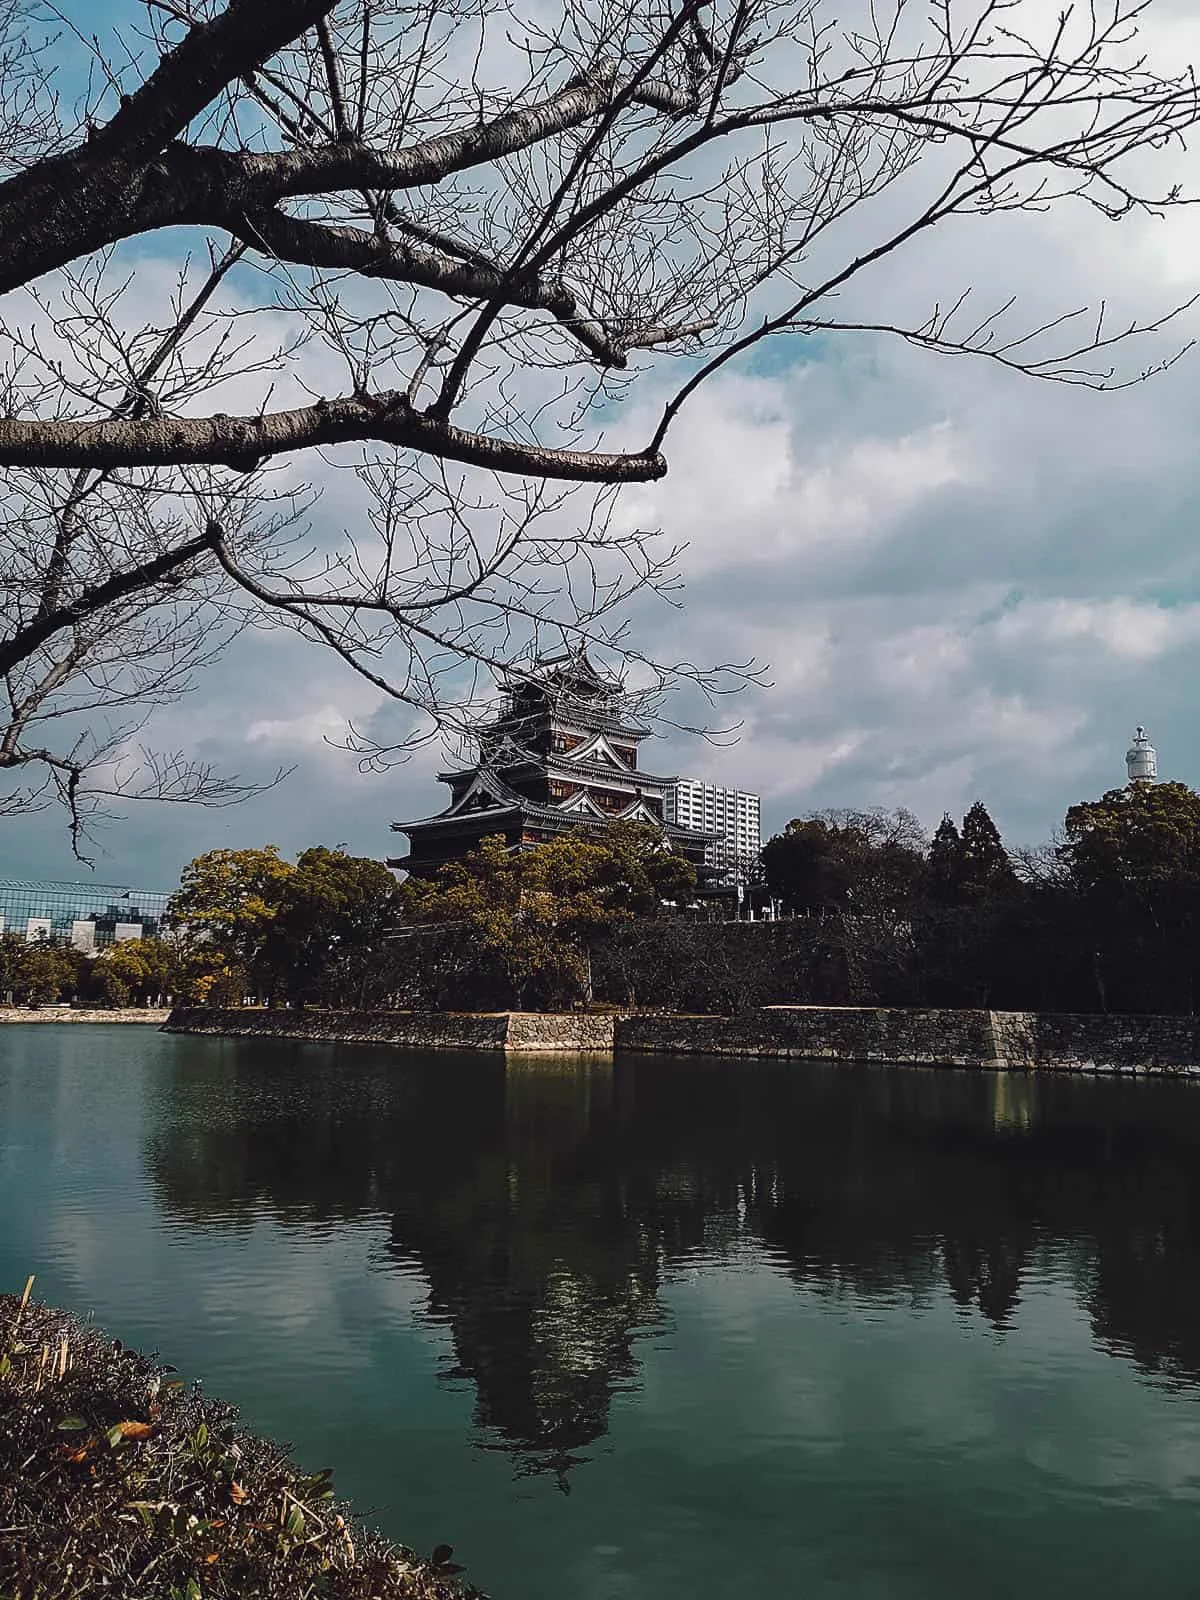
389,651,718,878
1125,725,1158,784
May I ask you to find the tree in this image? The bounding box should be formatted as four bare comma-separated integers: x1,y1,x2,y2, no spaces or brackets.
1061,782,1200,898
167,841,401,1004
0,0,1195,846
403,823,696,1007
1,938,82,1006
0,931,25,1000
958,802,1017,902
926,814,964,906
166,844,297,997
534,822,697,999
168,845,297,963
87,937,175,1006
262,845,399,1007
1059,782,1200,1012
761,808,927,918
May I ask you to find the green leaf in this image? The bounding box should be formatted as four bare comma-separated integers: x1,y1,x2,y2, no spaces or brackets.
284,1504,305,1538
55,1415,87,1431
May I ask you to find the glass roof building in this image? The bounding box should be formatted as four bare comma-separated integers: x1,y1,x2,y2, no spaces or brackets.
0,878,171,949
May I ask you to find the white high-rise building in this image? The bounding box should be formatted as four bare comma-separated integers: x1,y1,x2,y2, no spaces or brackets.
665,780,761,877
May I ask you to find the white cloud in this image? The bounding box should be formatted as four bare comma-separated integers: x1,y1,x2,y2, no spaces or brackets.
991,599,1200,663
246,704,369,757
618,377,971,577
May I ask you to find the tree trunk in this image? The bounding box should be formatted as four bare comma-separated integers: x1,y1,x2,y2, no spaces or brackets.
581,945,594,1006
1092,950,1108,1014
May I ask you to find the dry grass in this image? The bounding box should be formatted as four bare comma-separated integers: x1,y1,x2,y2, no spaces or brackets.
0,1281,484,1600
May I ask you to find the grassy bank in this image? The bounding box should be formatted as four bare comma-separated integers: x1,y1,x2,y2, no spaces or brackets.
0,1281,482,1599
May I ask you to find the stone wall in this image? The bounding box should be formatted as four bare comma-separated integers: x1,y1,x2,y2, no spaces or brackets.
505,1012,616,1051
614,1006,1200,1074
614,1007,999,1065
164,1008,614,1052
1014,1011,1200,1074
0,1008,171,1024
165,1004,1200,1073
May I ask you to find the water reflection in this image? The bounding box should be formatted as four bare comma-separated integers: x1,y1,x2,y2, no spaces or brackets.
146,1049,1200,1477
385,1064,666,1486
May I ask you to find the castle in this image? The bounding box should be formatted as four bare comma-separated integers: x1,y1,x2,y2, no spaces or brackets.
389,652,720,879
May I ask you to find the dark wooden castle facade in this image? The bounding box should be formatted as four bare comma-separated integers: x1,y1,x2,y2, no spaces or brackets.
389,653,717,878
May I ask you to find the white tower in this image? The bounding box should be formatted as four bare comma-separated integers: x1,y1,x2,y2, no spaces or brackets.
1125,725,1158,784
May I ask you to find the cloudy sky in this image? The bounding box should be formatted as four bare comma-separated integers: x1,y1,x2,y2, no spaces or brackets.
8,0,1200,892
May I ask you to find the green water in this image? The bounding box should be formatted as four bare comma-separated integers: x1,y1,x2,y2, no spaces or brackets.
3,1028,1200,1597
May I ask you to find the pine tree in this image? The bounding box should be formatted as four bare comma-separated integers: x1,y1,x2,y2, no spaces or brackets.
926,814,965,905
959,802,1016,900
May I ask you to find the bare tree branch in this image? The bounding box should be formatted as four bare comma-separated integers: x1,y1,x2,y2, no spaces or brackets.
0,0,1194,843
0,394,667,478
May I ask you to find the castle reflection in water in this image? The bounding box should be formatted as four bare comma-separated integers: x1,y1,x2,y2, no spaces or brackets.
146,1053,1200,1485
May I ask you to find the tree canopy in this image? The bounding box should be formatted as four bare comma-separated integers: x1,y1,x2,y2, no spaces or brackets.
88,938,174,1007
0,0,1196,847
958,802,1016,902
760,808,927,918
264,845,399,1006
922,802,1016,906
402,823,697,1006
167,845,298,968
1061,782,1200,898
167,842,397,1004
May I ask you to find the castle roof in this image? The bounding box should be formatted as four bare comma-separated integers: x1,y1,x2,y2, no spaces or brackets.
440,729,674,789
392,765,716,844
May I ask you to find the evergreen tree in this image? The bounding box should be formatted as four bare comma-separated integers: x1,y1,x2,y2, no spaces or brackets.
926,814,964,905
959,802,1016,900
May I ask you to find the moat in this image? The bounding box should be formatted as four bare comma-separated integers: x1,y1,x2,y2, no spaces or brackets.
4,1025,1200,1598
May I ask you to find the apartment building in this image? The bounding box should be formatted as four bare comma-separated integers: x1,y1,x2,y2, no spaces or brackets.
664,780,761,879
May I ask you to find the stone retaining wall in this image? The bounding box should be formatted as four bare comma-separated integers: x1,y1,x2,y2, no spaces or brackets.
0,1008,171,1024
614,1006,1200,1074
614,1007,999,1066
164,1007,615,1052
505,1012,616,1051
1011,1011,1200,1074
164,1005,1200,1073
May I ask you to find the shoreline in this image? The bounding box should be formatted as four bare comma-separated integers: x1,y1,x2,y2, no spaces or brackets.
0,1286,480,1599
0,1008,171,1024
164,1004,1200,1075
